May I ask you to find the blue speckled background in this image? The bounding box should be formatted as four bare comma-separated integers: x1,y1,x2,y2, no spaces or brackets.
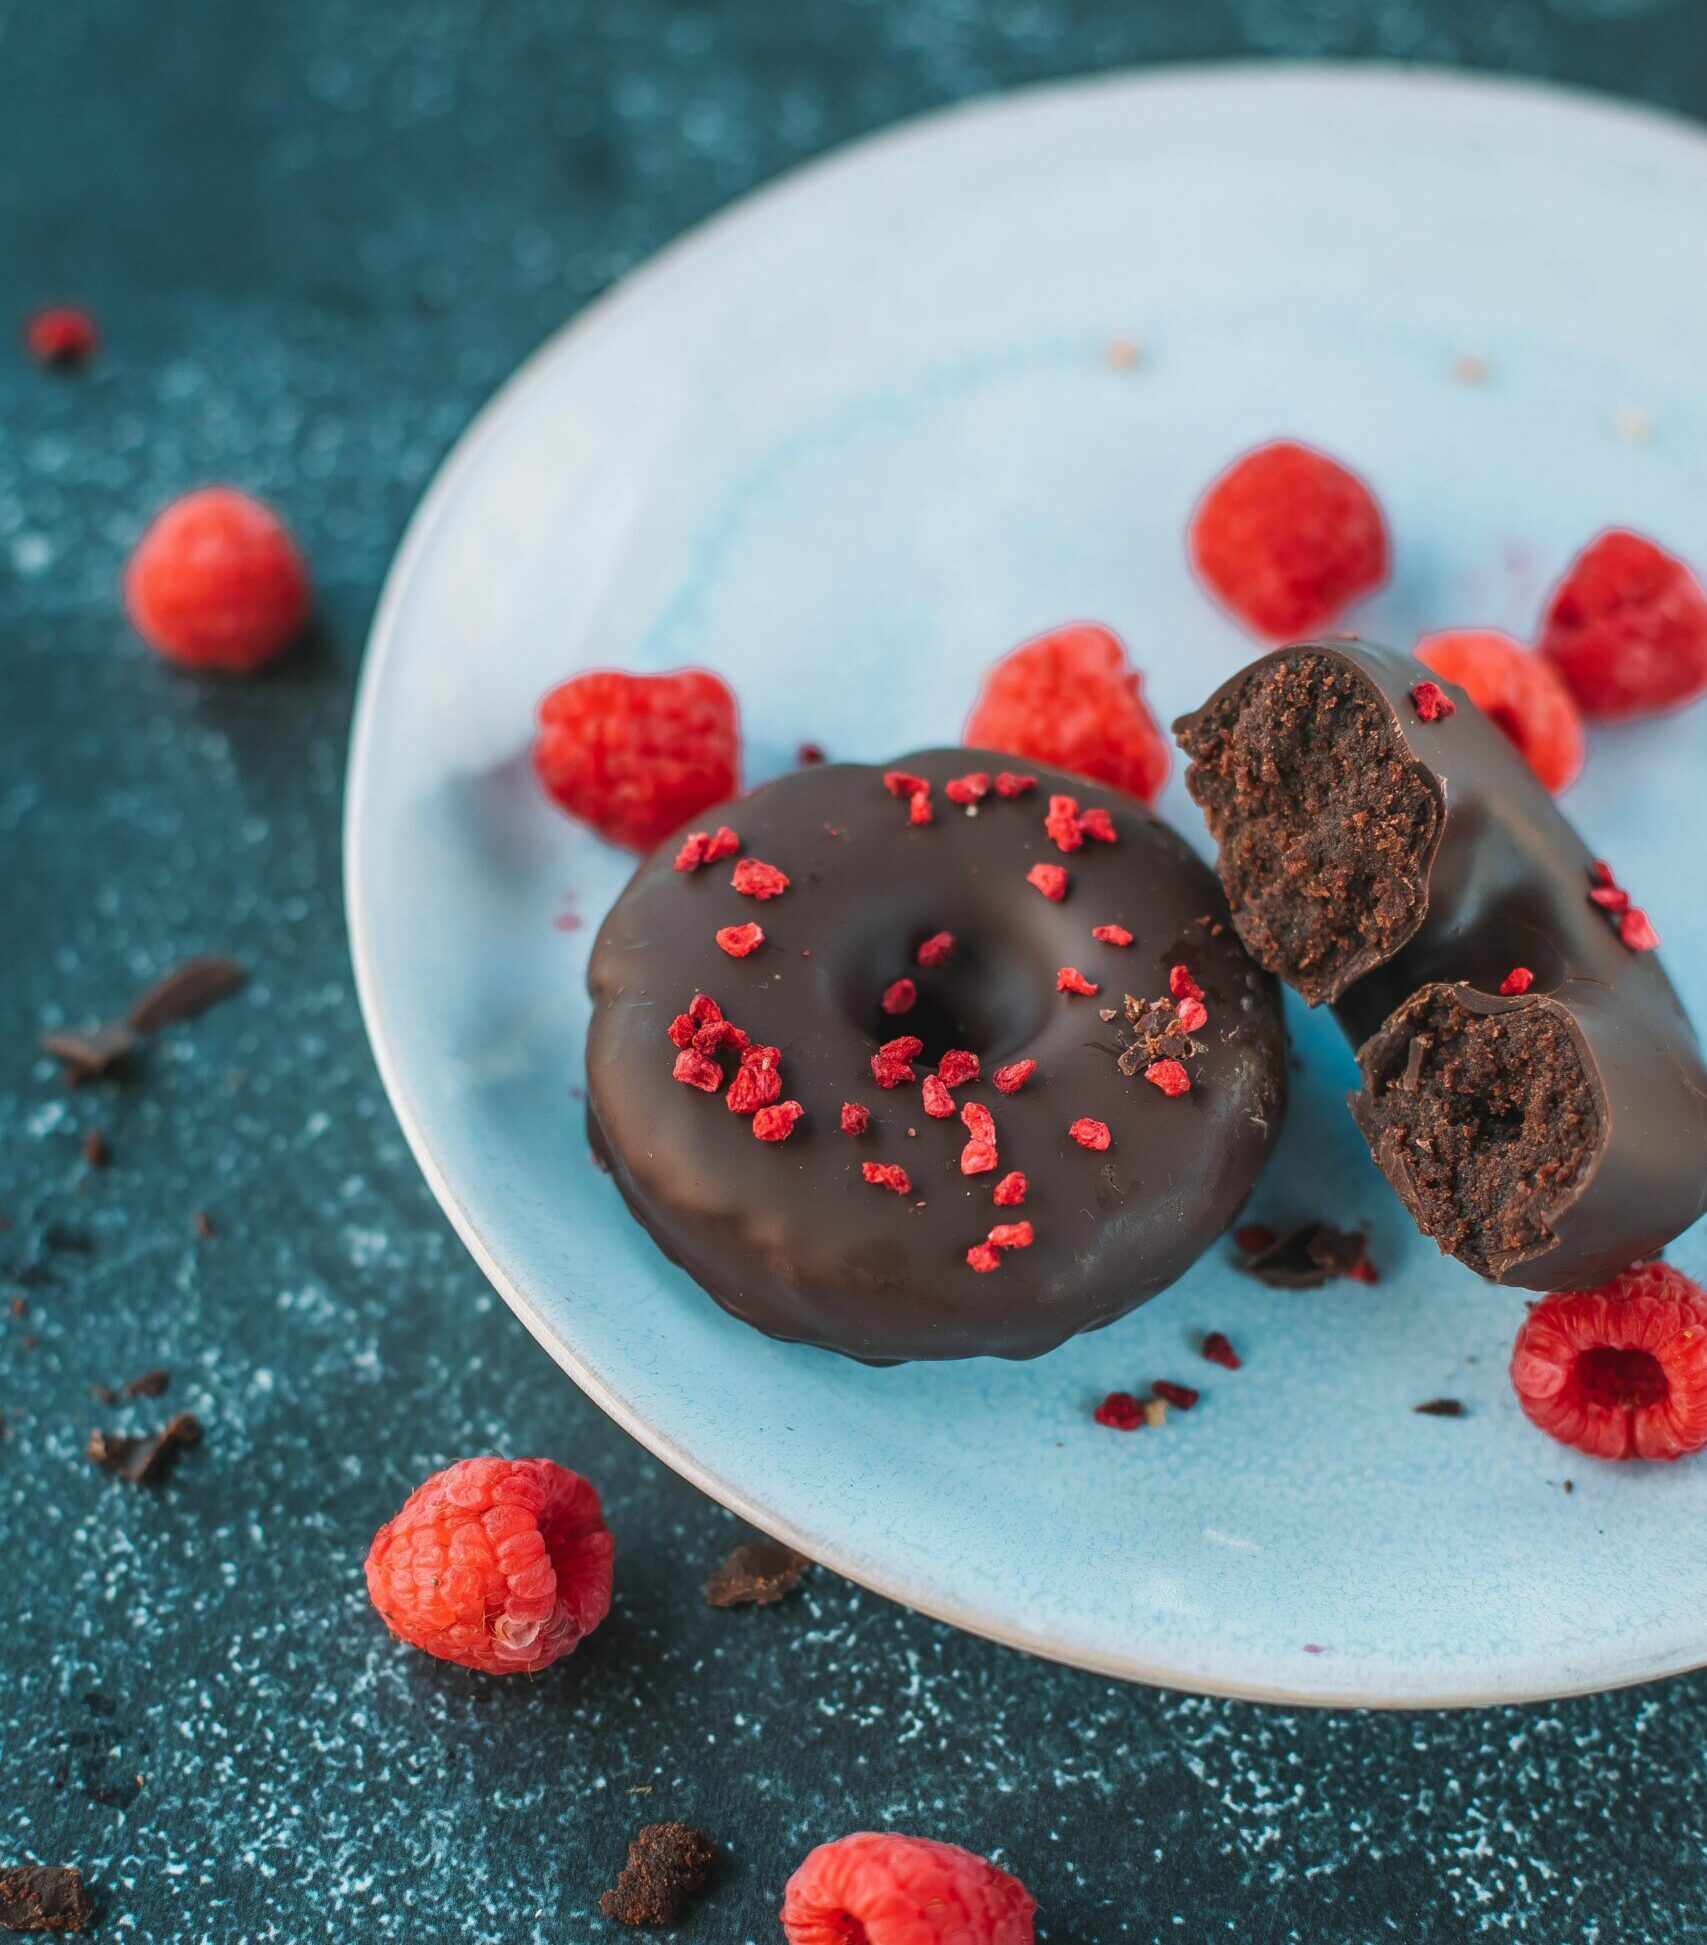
5,3,1706,1939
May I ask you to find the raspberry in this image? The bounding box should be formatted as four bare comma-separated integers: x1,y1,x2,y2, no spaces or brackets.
753,1099,805,1142
674,826,740,872
26,304,98,367
781,1833,1036,1945
1540,529,1707,719
966,1243,1002,1274
1509,1263,1707,1460
1026,862,1069,902
871,1035,923,1088
1045,794,1086,853
922,1075,956,1118
1152,1380,1199,1410
672,1048,722,1091
961,1103,996,1142
1069,1118,1111,1150
1201,1331,1241,1370
994,772,1036,798
1409,679,1457,723
1092,924,1133,947
1189,439,1389,639
863,1162,912,1196
694,1017,748,1056
726,1046,783,1115
937,1049,979,1088
1078,807,1117,845
716,922,764,958
993,1171,1027,1206
1175,996,1208,1034
364,1456,614,1674
992,1060,1036,1095
1169,965,1203,1003
1144,1059,1191,1097
123,487,311,674
1500,967,1535,996
882,978,918,1015
1414,630,1584,792
988,1222,1033,1251
965,623,1170,805
944,772,990,804
534,666,739,851
916,931,956,967
960,1139,998,1175
840,1102,871,1136
884,771,934,825
1094,1392,1144,1431
1621,908,1660,952
732,857,790,899
1056,966,1099,996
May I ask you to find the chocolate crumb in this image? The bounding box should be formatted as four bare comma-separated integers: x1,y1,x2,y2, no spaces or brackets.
80,1130,109,1169
598,1823,715,1927
41,1021,136,1085
127,955,247,1034
1238,1222,1368,1289
90,1385,118,1406
704,1540,811,1608
123,1369,169,1399
8,1297,25,1320
0,1863,93,1931
1414,1398,1465,1418
86,1412,201,1486
1564,1479,1575,1494
191,1210,214,1238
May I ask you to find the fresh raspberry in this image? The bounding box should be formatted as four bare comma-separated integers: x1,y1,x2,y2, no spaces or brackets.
1201,1331,1241,1370
1408,679,1456,723
916,931,956,967
1540,529,1707,719
882,978,918,1015
753,1100,804,1142
863,1162,912,1196
716,922,765,958
1188,439,1389,639
1144,1059,1191,1097
1175,996,1208,1034
993,1171,1027,1206
726,1045,783,1115
732,857,790,900
674,826,740,872
1069,1118,1111,1150
840,1102,871,1136
921,1076,956,1118
534,666,738,851
1026,862,1069,903
937,1050,979,1088
944,773,990,805
1414,629,1584,793
1094,1392,1144,1431
1509,1263,1707,1460
1092,924,1133,947
1168,966,1203,1003
123,487,311,674
965,623,1170,805
992,1060,1036,1095
781,1833,1035,1945
364,1456,614,1674
1500,967,1535,996
1056,967,1099,996
26,304,99,367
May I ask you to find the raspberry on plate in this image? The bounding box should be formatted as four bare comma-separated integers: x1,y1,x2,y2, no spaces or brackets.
1509,1263,1707,1461
123,486,311,673
364,1455,615,1673
781,1832,1036,1945
533,666,740,852
1539,528,1707,720
1413,628,1585,793
963,622,1170,806
1189,438,1389,639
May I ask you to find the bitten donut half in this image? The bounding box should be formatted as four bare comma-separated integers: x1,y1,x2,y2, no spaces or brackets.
1175,642,1707,1288
587,748,1287,1362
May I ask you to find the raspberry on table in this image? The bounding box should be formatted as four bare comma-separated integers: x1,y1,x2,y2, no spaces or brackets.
1540,529,1707,719
25,303,99,366
1509,1263,1707,1461
364,1456,614,1674
1414,629,1585,792
781,1832,1036,1945
1189,439,1389,639
964,622,1170,806
123,486,311,673
534,666,739,852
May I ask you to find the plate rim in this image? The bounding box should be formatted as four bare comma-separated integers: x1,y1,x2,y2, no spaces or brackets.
345,58,1707,1708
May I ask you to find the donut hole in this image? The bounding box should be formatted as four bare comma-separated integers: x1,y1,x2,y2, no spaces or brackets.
846,929,1054,1065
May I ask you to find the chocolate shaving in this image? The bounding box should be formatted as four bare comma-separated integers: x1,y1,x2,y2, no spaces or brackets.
704,1540,811,1608
86,1411,201,1485
598,1823,715,1926
1413,1398,1465,1417
1116,992,1202,1076
1238,1222,1369,1289
40,1022,135,1084
0,1863,93,1932
127,956,247,1033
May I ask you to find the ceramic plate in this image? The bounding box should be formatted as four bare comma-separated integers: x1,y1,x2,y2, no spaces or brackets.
347,65,1707,1705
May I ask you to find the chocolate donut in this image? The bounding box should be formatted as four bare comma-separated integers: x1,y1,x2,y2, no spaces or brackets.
586,748,1287,1362
1175,642,1707,1288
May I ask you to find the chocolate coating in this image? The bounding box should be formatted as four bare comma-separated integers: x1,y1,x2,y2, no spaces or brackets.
587,749,1287,1361
1176,643,1707,1288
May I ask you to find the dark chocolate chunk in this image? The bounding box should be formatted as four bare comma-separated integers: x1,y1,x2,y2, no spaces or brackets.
123,1369,169,1399
1177,645,1707,1288
598,1823,715,1927
704,1541,811,1608
1238,1222,1368,1289
1414,1398,1466,1417
126,955,247,1033
0,1863,93,1932
86,1412,201,1486
41,1021,135,1083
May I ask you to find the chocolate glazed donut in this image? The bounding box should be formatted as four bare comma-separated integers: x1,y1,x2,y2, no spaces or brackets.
586,748,1287,1362
1175,642,1707,1289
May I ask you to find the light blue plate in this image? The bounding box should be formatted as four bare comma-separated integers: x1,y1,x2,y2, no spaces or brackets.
347,65,1707,1705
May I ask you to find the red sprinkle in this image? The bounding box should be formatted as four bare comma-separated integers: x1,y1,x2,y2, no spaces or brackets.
944,772,991,805
1201,1331,1241,1370
671,1049,722,1091
921,1075,957,1118
994,772,1037,798
1621,908,1660,952
1046,794,1086,853
1152,1380,1200,1410
881,978,918,1015
993,1171,1028,1206
731,857,790,899
1094,1391,1144,1431
966,1243,1003,1273
1069,1118,1111,1150
1410,679,1457,722
1092,924,1133,947
1169,965,1204,1003
1057,966,1100,997
988,1221,1034,1250
1499,967,1535,996
1027,862,1069,902
992,1059,1037,1095
916,931,956,967
25,305,98,367
1144,1059,1191,1097
752,1100,804,1142
726,1045,783,1114
960,1103,996,1142
1234,1224,1277,1253
673,826,741,871
863,1162,912,1195
715,923,764,958
960,1139,998,1176
840,1102,871,1136
937,1050,980,1088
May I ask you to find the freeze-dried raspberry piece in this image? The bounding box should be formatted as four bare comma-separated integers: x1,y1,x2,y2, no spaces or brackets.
1621,908,1660,952
960,1140,998,1176
672,1048,722,1091
1202,1331,1241,1370
693,1017,749,1056
885,770,934,824
1500,967,1535,996
716,923,765,957
1094,1391,1144,1430
988,1222,1034,1251
1415,629,1584,793
993,1171,1027,1206
881,978,918,1015
1145,1059,1191,1097
1077,807,1117,844
674,825,741,871
1540,529,1707,719
1175,997,1208,1034
840,1101,871,1136
1056,967,1100,997
871,1035,924,1088
732,857,790,899
916,931,956,967
944,772,991,804
994,772,1036,798
1026,862,1068,902
862,1162,913,1195
960,1102,996,1142
936,1050,979,1088
966,1243,1002,1273
1069,1118,1111,1150
1092,924,1133,947
1168,965,1203,1003
1152,1380,1199,1410
1409,679,1457,723
752,1100,805,1142
992,1060,1036,1095
726,1046,783,1115
1045,794,1086,853
1189,439,1389,639
922,1075,956,1118
965,622,1170,806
